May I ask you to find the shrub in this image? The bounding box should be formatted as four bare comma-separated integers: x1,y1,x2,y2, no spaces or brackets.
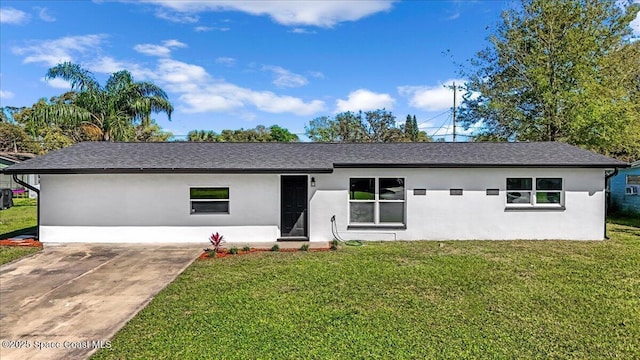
209,232,224,253
242,246,251,252
229,248,238,255
271,244,280,252
300,244,309,251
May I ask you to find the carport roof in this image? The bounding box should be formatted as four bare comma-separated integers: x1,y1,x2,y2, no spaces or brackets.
1,141,628,174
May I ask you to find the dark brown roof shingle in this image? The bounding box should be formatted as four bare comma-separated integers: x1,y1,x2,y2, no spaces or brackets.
1,141,628,174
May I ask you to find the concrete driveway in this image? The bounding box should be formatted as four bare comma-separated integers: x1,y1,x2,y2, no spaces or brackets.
0,243,203,360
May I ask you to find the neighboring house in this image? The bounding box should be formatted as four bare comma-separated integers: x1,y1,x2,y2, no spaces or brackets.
1,142,627,244
0,152,39,198
610,160,640,214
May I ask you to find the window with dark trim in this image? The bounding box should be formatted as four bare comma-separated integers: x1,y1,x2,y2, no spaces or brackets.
190,187,229,214
506,178,563,207
349,178,405,225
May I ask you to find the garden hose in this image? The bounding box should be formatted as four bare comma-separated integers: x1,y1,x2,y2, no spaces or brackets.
330,215,364,246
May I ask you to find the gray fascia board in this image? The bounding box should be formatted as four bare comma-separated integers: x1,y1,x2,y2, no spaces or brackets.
1,167,335,175
332,163,629,169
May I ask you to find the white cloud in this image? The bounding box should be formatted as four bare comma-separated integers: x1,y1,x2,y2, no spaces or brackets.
0,7,30,24
155,59,209,87
0,90,15,99
36,7,56,22
12,33,324,117
398,79,466,112
155,9,198,23
263,65,308,88
139,59,325,115
631,11,640,36
139,0,395,27
194,26,213,32
177,83,325,115
195,26,230,32
163,39,187,48
335,89,395,112
134,44,172,57
87,56,155,79
215,57,236,66
12,34,107,66
179,84,326,115
41,77,71,89
133,39,187,57
308,71,324,79
291,28,316,34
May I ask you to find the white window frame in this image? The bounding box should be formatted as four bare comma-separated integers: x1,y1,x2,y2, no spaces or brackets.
348,177,405,226
189,187,230,215
506,177,564,208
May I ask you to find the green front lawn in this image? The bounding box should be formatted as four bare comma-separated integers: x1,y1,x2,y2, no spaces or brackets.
0,198,37,236
608,213,640,228
93,223,640,359
0,246,40,265
0,198,40,264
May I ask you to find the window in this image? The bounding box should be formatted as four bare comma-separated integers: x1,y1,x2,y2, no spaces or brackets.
349,178,405,225
450,189,463,196
190,187,229,214
506,177,563,207
627,175,640,185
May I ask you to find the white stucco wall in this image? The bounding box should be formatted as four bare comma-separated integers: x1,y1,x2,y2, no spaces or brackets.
39,167,607,243
309,168,606,241
40,173,281,243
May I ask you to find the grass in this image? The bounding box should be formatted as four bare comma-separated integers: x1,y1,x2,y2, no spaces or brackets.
608,212,640,228
0,198,39,264
93,223,640,359
0,198,37,237
0,246,40,265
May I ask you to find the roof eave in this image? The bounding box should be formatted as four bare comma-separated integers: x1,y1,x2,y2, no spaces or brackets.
1,167,335,175
332,163,630,169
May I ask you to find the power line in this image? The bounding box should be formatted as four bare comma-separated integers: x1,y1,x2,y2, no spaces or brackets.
416,109,451,126
428,112,453,138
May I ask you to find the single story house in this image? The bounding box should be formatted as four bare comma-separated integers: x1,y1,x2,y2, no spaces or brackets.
610,160,640,214
1,141,628,245
0,152,39,198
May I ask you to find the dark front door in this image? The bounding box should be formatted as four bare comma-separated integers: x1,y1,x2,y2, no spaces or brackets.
280,176,308,238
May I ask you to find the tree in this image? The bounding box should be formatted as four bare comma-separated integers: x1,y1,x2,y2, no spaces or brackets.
0,122,41,153
403,114,420,142
306,110,431,142
459,0,640,161
134,120,173,142
187,125,299,142
268,125,299,142
33,62,174,142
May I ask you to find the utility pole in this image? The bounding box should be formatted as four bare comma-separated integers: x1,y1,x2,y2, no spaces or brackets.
452,81,456,142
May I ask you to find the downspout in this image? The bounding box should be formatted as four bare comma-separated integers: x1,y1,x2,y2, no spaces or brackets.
12,174,39,240
604,168,619,240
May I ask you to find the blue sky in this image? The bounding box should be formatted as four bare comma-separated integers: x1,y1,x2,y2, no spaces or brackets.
1,1,639,140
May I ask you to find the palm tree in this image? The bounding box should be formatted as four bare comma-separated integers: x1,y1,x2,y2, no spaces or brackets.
37,62,173,141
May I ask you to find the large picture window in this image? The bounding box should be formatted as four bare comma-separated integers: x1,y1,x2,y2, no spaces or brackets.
190,187,229,214
506,177,563,207
349,178,405,225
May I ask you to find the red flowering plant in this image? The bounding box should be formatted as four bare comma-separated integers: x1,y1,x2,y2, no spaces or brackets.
208,232,225,253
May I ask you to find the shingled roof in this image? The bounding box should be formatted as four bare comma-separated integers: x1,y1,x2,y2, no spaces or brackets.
1,141,628,174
